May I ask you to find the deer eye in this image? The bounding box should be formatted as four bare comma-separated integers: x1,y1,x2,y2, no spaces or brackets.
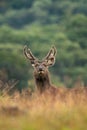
43,63,47,67
35,63,39,67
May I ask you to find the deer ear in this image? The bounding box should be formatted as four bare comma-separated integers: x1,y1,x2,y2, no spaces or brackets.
46,56,55,66
44,46,57,66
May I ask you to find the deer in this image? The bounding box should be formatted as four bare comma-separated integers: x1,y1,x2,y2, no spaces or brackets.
23,45,62,96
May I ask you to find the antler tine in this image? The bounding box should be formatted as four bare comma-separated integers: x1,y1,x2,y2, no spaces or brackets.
43,46,57,61
52,46,57,56
43,47,52,61
24,45,37,60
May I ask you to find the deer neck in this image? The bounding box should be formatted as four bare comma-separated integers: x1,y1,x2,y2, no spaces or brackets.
34,72,51,93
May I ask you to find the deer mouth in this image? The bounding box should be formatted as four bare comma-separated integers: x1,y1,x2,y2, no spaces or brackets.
38,70,44,75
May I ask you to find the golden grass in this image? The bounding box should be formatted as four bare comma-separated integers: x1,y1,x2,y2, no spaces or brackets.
0,86,87,130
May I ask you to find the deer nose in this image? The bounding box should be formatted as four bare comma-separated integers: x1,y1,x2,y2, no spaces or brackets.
39,66,43,71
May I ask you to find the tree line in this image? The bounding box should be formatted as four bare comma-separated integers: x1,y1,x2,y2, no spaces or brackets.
0,0,87,90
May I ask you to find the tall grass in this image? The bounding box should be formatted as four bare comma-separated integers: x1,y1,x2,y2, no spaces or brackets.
0,84,87,130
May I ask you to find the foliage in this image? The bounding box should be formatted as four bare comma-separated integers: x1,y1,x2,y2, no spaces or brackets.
0,89,87,130
0,0,87,89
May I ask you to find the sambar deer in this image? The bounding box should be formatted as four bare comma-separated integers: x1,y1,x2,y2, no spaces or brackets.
24,45,59,95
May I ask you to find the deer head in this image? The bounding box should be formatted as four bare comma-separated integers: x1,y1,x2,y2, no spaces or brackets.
24,45,56,71
24,45,57,93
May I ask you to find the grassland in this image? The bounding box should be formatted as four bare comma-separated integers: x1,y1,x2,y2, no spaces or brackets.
0,86,87,130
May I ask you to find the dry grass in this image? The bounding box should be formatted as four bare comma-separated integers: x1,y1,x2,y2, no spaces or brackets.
0,85,87,130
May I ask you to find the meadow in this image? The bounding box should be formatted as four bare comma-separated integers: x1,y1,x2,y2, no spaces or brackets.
0,1,87,129
0,85,87,130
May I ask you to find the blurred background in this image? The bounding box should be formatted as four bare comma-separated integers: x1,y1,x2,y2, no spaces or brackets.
0,0,87,91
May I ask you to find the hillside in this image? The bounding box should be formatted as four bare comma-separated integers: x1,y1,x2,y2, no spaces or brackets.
0,0,87,90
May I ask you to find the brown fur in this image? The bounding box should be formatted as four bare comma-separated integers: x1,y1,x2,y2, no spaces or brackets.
24,46,60,95
34,69,58,95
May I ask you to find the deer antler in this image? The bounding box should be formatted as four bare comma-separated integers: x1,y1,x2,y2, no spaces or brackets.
52,46,57,56
43,46,56,60
42,46,57,66
24,45,37,61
